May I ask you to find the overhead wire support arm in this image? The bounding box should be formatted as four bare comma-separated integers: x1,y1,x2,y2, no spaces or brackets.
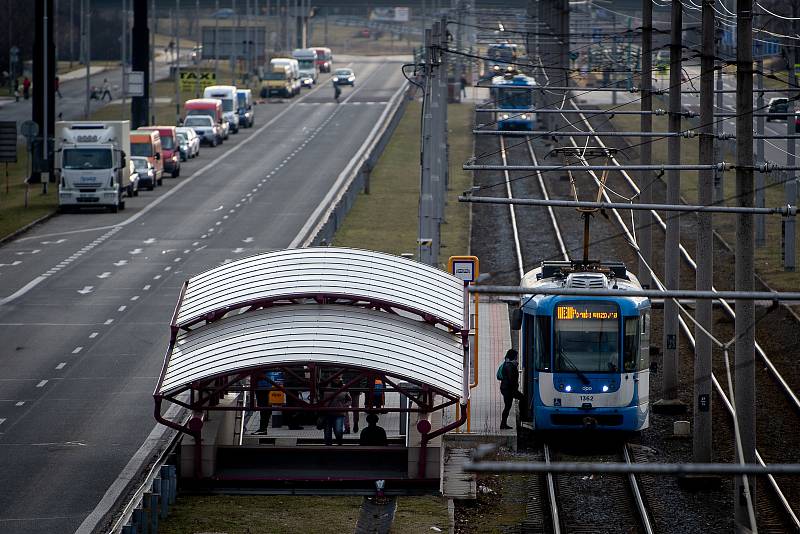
457,195,798,216
471,130,800,140
462,163,800,172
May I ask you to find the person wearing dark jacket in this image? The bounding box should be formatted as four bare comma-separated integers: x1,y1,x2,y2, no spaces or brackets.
499,349,524,429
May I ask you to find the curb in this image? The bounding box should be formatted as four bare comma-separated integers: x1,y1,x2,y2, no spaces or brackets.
0,210,57,246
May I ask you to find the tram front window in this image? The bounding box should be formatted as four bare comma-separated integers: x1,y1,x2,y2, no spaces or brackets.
500,89,531,108
554,302,620,373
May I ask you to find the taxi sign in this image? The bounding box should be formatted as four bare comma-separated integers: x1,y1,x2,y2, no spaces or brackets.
268,390,286,405
448,255,479,283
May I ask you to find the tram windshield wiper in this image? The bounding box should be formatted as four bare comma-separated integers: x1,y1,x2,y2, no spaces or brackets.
557,348,591,385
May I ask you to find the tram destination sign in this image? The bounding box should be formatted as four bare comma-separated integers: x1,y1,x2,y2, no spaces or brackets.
557,305,619,321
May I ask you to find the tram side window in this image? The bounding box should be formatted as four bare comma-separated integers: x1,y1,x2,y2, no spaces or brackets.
623,317,640,372
639,311,651,371
534,315,551,371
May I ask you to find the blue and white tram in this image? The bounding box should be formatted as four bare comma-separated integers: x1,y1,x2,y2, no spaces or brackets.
514,261,651,431
491,73,536,131
484,42,519,78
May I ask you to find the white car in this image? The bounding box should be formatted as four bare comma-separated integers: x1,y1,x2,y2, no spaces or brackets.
176,127,201,159
182,115,222,147
333,68,355,86
131,156,157,191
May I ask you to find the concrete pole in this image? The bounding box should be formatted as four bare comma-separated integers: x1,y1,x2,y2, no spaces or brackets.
657,0,683,408
785,7,798,272
734,0,756,529
638,0,653,290
693,0,714,466
70,0,74,68
755,55,765,247
195,0,200,97
233,0,238,84
430,21,442,260
131,0,150,130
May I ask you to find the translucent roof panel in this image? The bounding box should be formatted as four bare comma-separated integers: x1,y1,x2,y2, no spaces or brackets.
158,304,465,398
174,247,465,329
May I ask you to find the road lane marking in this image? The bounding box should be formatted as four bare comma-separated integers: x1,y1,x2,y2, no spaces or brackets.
72,347,83,354
56,363,66,370
143,285,151,291
104,319,114,325
89,332,98,338
153,275,161,280
15,402,24,406
36,380,48,388
97,272,111,279
130,296,139,301
118,306,126,312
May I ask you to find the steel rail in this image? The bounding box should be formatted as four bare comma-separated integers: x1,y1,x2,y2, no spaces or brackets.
500,136,526,281
564,101,800,529
464,163,800,171
543,443,562,534
464,459,800,475
624,444,655,534
526,138,570,261
475,130,800,140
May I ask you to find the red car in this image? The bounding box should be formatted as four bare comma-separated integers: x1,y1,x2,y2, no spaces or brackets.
140,126,181,178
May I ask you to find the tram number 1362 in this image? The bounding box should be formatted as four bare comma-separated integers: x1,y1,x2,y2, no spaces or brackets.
581,395,594,401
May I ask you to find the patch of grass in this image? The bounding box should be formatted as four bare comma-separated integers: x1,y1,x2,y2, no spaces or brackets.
333,101,473,266
158,495,362,534
0,146,58,239
391,496,450,533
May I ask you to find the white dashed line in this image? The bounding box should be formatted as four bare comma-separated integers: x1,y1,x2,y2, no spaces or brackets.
89,332,98,339
56,362,67,370
104,319,114,325
130,296,139,301
192,242,199,246
164,266,172,271
118,306,127,312
36,380,48,388
72,347,83,354
0,418,5,426
174,258,182,262
15,401,24,406
143,285,151,291
153,275,161,280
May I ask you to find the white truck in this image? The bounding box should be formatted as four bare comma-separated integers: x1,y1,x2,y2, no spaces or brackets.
291,48,319,87
55,121,132,213
203,85,241,134
269,58,302,94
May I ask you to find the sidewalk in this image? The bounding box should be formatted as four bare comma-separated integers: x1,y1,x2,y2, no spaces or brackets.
59,65,111,83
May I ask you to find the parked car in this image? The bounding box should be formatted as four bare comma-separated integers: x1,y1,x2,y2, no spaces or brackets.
131,156,157,191
130,129,163,186
182,115,222,147
185,98,228,140
236,89,255,128
333,68,356,86
176,127,200,158
767,97,789,122
127,159,140,197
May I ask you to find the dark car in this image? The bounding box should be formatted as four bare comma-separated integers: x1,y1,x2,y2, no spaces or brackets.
332,68,355,86
766,97,789,122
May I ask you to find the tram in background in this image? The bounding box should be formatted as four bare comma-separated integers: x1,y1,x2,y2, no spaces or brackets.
490,71,536,131
483,42,520,78
512,260,652,432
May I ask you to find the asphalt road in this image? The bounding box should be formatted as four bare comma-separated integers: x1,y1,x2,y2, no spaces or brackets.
0,54,408,534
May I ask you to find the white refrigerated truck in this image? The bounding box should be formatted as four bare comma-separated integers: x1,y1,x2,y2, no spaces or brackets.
55,121,132,212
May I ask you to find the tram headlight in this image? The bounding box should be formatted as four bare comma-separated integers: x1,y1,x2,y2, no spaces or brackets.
565,385,572,392
602,385,609,392
521,114,528,120
501,113,509,120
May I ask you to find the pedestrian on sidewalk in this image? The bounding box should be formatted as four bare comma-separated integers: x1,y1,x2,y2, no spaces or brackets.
22,76,31,100
55,76,62,98
100,78,113,101
498,349,524,430
460,73,467,98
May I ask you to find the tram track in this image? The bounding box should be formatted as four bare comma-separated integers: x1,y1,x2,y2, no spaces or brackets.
543,101,800,530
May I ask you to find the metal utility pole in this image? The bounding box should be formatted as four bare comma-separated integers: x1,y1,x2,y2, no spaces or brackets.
131,0,149,129
755,55,765,247
33,0,56,187
150,0,156,124
195,0,200,97
734,0,757,530
418,26,439,267
785,5,799,272
175,0,181,124
84,0,91,119
122,0,128,115
655,0,684,410
233,0,238,84
638,0,653,290
70,0,75,68
693,0,714,466
214,0,219,80
714,65,723,202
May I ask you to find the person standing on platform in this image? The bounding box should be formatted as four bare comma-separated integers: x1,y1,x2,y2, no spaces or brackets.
323,377,350,446
499,349,524,430
359,413,388,446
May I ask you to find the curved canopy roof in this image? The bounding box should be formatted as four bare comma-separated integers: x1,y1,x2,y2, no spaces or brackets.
173,247,465,332
158,304,464,398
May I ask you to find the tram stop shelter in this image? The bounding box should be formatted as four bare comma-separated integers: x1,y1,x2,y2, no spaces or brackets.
153,247,470,492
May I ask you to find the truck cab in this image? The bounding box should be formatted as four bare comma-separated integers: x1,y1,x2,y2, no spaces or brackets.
203,85,240,134
55,121,132,213
292,48,319,87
